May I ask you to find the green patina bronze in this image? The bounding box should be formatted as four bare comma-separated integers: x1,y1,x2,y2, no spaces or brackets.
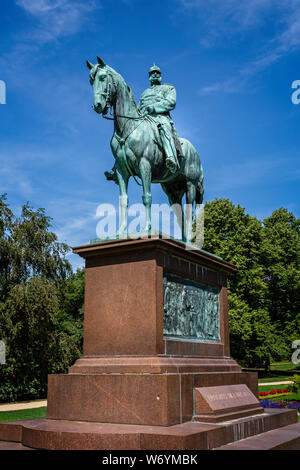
137,64,182,174
87,57,204,242
163,274,220,341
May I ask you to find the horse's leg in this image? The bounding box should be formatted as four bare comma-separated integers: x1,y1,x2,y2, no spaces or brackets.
185,181,196,243
161,183,184,239
115,161,129,237
139,157,152,233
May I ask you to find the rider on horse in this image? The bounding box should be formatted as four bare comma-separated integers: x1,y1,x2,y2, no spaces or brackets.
105,64,183,182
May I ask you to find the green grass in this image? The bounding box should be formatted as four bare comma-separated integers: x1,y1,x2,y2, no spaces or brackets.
258,384,290,393
258,375,293,384
286,392,300,401
244,361,300,382
270,363,300,372
0,407,47,422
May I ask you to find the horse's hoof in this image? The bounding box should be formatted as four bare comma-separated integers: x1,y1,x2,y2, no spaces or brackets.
115,229,127,239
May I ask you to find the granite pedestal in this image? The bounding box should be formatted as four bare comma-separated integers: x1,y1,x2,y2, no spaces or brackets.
0,234,299,449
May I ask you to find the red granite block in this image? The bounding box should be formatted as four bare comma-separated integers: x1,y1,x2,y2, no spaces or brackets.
47,373,181,426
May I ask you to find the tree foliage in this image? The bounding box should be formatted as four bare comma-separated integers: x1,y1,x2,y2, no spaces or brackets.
261,209,300,332
194,199,300,370
0,195,71,302
0,195,84,402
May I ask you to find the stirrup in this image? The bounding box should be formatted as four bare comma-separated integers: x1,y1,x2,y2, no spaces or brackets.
166,158,178,173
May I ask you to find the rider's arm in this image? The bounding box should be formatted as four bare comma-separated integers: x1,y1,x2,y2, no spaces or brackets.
152,85,176,114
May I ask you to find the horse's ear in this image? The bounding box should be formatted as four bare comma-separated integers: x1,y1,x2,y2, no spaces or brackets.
86,60,94,70
97,56,106,66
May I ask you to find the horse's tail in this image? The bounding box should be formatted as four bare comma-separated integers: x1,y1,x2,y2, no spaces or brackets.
196,164,204,205
180,137,204,204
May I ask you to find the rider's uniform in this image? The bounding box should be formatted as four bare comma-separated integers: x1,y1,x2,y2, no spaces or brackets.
138,83,181,173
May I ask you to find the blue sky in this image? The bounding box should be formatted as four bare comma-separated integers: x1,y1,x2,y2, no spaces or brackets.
0,0,299,269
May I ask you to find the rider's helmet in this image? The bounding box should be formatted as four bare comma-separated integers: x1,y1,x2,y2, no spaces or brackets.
149,64,161,76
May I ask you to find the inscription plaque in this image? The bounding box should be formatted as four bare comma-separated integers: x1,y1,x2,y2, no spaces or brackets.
163,273,220,341
193,384,264,422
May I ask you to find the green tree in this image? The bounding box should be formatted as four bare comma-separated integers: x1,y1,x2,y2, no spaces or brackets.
194,199,297,370
0,277,81,401
56,268,85,353
261,208,300,358
228,293,287,370
0,195,84,401
261,208,300,324
0,196,71,301
199,198,267,308
61,268,85,321
0,195,15,302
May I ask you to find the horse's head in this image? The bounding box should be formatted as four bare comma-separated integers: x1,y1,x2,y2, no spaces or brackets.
87,57,115,115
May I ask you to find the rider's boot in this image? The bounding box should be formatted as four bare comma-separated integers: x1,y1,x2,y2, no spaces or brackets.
158,125,179,173
104,165,118,184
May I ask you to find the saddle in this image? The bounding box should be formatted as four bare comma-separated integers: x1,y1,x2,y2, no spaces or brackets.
145,115,183,159
105,116,183,183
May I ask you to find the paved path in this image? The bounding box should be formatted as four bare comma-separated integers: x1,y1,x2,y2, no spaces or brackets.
259,381,293,386
0,400,47,412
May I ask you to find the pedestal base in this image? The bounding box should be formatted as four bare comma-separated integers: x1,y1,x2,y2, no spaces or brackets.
0,409,299,450
1,236,298,450
47,357,258,426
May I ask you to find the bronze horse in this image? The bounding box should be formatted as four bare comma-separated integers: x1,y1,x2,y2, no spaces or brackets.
87,57,204,242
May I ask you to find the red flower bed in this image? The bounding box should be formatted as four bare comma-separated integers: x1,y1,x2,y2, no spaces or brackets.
259,388,288,397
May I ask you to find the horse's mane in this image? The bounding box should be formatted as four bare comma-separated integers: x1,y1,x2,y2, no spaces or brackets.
90,63,139,113
106,65,139,111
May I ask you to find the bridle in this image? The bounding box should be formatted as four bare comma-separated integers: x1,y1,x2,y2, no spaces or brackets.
92,65,144,121
91,65,156,186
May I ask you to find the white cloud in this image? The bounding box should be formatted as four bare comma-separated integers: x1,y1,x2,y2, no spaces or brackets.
0,1,100,76
16,0,100,43
16,0,63,15
0,159,34,197
180,0,300,93
179,0,275,38
47,198,101,253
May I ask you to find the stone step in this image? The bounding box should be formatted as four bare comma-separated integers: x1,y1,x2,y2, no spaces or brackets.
215,422,300,450
0,440,34,450
0,409,297,450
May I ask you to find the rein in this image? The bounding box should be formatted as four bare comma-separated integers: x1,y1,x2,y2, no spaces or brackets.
93,67,148,186
98,67,143,121
102,110,145,121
